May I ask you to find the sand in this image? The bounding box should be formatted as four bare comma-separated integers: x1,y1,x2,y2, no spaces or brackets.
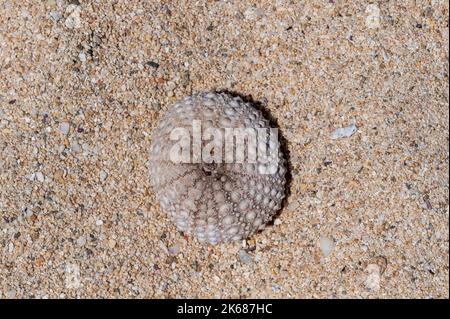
0,0,448,298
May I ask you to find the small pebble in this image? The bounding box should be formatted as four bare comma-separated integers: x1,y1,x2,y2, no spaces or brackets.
59,122,70,135
64,4,82,29
99,170,108,181
49,11,61,22
71,141,81,152
168,244,180,255
244,7,264,20
158,240,169,254
365,3,381,29
34,171,45,182
76,236,86,246
7,289,16,299
108,239,116,249
95,219,103,226
365,264,381,290
330,124,357,139
146,61,160,68
239,250,253,264
287,200,300,211
272,284,282,292
24,207,33,218
78,52,86,62
319,236,335,257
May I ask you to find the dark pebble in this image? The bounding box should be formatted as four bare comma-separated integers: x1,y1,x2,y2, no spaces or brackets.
324,160,333,167
146,61,160,69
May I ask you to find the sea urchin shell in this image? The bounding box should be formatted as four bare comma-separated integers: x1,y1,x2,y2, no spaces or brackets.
149,92,286,244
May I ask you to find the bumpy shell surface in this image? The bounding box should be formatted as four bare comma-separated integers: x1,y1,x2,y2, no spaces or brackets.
149,92,286,244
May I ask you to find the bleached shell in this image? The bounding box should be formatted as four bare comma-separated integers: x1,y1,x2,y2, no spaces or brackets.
149,92,286,244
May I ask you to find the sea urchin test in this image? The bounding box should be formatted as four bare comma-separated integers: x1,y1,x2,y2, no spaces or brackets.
149,92,286,244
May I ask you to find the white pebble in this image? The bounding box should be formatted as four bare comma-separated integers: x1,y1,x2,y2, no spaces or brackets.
330,124,357,139
6,289,16,299
239,250,253,264
99,170,108,181
24,207,33,218
274,218,282,226
108,239,116,249
71,141,81,153
49,11,61,22
365,4,380,29
319,236,335,257
76,236,86,246
365,264,381,290
78,52,86,62
287,200,299,211
95,219,103,226
35,171,44,182
168,244,180,255
59,122,70,135
244,7,264,20
21,9,30,19
64,4,82,29
159,241,169,254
